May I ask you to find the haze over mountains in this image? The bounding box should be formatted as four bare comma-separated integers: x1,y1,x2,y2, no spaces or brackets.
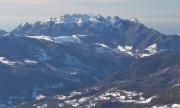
0,14,179,108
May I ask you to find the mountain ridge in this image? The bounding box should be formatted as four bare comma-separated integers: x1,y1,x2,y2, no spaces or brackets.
11,14,142,36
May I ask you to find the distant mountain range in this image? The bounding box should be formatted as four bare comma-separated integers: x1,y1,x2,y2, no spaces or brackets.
0,30,7,36
0,14,179,108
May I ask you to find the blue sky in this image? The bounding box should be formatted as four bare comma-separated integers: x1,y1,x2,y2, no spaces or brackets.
0,0,179,35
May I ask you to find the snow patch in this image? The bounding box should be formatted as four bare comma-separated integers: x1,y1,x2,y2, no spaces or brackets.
151,105,169,108
118,46,133,56
26,36,53,41
96,43,109,48
53,35,81,43
85,101,96,108
36,104,47,108
140,45,167,58
130,18,139,22
70,72,79,75
0,57,16,65
137,96,156,104
94,89,155,104
95,43,110,54
79,97,90,103
140,44,157,57
24,59,38,64
146,44,157,54
69,91,82,97
172,104,180,108
36,95,46,100
20,22,31,27
57,95,67,100
151,104,180,108
173,84,180,88
64,99,80,107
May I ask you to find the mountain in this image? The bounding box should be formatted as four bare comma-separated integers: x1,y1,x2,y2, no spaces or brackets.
11,22,31,36
14,49,180,108
11,14,180,58
0,14,180,107
11,14,122,36
0,30,8,36
0,34,133,107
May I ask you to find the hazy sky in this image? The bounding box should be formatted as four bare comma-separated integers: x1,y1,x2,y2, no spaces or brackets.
0,0,179,35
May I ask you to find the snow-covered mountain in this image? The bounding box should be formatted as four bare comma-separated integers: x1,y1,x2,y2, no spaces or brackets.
0,14,180,107
11,14,123,36
11,14,180,58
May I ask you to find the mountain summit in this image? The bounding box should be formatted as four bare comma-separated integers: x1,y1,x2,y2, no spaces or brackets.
11,14,140,36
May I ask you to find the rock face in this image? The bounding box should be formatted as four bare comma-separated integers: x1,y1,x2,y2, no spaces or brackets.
0,14,180,107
